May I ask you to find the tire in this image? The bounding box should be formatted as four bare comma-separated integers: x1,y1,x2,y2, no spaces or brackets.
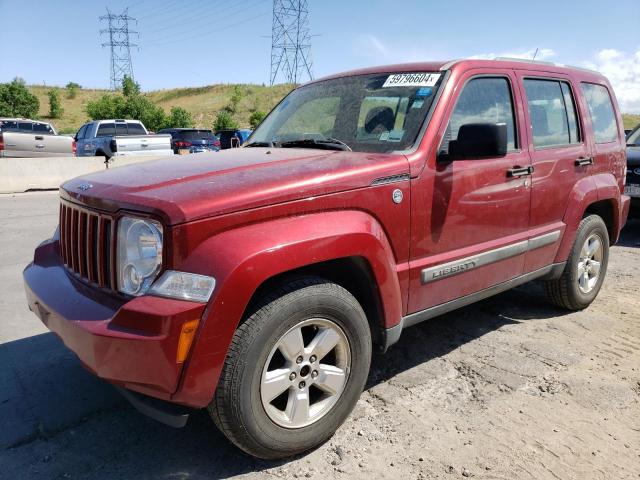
544,214,609,310
209,277,372,459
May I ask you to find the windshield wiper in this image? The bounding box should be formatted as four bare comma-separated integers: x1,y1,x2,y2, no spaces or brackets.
244,141,274,148
279,138,351,151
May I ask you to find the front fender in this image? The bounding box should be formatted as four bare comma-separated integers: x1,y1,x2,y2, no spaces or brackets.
171,210,402,407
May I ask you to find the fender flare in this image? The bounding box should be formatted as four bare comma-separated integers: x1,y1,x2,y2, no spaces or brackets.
172,210,402,407
555,173,621,262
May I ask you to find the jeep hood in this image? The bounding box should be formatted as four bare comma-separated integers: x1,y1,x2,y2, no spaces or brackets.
62,148,409,225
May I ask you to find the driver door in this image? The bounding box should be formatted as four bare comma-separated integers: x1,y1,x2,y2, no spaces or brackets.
408,70,533,314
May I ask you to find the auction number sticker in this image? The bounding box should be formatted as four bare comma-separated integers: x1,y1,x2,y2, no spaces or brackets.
382,73,441,88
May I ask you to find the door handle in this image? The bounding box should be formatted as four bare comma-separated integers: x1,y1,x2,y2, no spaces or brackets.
575,157,594,166
507,166,534,178
34,136,44,140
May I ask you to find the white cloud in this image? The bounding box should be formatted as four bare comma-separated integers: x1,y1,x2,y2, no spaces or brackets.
470,48,556,61
583,48,640,113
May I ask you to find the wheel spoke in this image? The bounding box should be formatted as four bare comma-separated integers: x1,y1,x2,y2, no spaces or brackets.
586,237,601,258
577,262,586,278
315,364,346,395
590,260,601,276
579,271,589,291
262,368,292,402
278,327,304,362
286,388,310,424
306,327,341,361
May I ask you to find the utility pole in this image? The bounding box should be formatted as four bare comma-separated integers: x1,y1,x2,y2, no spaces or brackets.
270,0,313,85
100,8,138,90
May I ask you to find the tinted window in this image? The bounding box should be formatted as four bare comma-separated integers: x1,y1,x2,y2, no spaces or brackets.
96,123,115,137
127,123,147,135
18,122,33,133
76,125,88,139
581,83,618,143
524,79,580,148
0,120,19,131
115,123,128,136
177,130,216,141
33,123,54,134
442,77,516,153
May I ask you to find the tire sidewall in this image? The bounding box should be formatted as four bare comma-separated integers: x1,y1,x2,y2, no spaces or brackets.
236,284,371,454
567,216,609,306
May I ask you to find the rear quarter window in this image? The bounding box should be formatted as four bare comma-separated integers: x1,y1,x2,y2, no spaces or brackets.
0,120,19,131
127,123,147,135
96,123,115,137
581,83,618,144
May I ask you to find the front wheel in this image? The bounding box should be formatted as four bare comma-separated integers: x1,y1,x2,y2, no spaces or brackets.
544,214,609,310
209,277,372,459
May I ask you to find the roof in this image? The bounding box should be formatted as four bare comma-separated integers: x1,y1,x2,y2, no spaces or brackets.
307,58,606,85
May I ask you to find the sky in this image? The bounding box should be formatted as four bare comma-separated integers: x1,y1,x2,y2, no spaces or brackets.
1,0,639,112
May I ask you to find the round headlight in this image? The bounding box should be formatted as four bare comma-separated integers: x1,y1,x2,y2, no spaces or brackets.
117,217,163,296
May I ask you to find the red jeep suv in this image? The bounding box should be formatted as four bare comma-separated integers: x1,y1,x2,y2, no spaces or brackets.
24,59,630,458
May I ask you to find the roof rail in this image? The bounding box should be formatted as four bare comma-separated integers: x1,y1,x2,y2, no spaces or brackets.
440,57,600,75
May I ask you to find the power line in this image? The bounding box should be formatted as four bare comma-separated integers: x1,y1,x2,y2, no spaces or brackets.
143,10,271,47
270,0,313,85
99,8,138,90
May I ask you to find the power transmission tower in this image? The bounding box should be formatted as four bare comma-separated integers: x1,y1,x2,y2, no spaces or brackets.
270,0,313,85
100,8,138,90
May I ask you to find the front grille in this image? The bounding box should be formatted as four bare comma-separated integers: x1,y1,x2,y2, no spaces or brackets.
59,201,116,290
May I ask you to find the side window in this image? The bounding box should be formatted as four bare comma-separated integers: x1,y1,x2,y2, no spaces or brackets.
524,79,580,148
0,120,19,131
581,83,618,143
33,123,54,135
18,122,33,133
442,77,516,153
96,123,115,137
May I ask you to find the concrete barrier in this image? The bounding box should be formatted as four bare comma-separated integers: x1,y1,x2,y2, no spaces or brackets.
0,155,173,194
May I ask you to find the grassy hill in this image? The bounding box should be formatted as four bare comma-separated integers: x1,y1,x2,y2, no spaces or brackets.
28,84,640,135
29,83,295,134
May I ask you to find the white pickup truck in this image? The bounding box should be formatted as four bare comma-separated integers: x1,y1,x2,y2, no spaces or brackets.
0,118,75,157
75,119,173,159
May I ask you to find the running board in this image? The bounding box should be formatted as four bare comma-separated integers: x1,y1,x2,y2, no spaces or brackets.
381,262,566,351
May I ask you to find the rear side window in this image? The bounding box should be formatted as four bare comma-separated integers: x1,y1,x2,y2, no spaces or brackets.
76,125,88,139
96,123,115,137
126,123,147,135
33,123,54,134
442,77,517,153
524,79,580,148
581,83,618,143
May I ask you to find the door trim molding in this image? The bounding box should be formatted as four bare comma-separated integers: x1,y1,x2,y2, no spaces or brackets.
420,230,561,284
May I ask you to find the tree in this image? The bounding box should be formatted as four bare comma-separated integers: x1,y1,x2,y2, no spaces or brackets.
0,78,40,118
122,75,140,97
165,107,193,128
213,110,239,131
47,89,63,119
65,82,81,99
225,85,244,114
249,110,266,128
86,94,126,120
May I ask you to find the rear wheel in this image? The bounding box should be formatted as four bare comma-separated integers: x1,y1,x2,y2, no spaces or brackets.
544,215,609,310
209,277,372,459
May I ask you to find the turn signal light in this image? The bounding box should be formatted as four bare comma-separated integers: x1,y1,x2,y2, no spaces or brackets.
176,319,199,363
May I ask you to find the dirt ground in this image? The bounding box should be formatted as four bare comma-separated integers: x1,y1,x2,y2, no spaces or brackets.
1,192,639,480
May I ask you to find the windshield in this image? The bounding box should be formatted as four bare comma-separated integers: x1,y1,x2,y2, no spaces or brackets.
249,72,443,153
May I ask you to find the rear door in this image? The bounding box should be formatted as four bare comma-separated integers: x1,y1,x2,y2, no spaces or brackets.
408,69,533,313
515,71,591,272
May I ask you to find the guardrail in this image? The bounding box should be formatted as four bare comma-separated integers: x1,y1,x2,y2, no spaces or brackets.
0,155,170,194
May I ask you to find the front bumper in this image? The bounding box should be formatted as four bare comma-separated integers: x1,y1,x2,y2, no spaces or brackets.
23,238,206,403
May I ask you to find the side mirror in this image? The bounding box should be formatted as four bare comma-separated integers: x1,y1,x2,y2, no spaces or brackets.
447,123,508,160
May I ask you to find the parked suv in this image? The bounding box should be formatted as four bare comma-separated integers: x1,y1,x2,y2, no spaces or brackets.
157,128,221,154
24,59,630,459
